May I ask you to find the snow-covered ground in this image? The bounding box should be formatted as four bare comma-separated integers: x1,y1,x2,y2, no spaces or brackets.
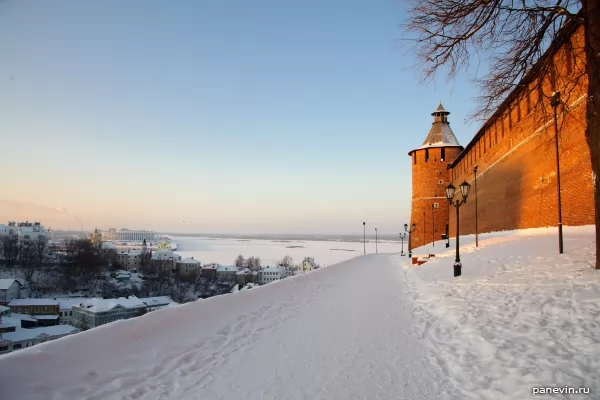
0,226,598,400
406,225,600,399
173,235,400,266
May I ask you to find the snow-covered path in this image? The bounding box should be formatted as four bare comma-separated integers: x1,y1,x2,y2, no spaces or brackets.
0,254,456,400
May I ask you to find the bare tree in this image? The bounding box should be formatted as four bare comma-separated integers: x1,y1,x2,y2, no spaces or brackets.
0,234,20,268
406,1,600,268
279,255,296,277
245,256,262,272
235,254,245,268
18,238,46,297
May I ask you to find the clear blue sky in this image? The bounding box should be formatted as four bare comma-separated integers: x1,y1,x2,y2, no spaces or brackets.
0,0,481,234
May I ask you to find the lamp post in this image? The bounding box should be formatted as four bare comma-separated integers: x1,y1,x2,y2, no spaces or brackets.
375,228,378,254
399,232,407,256
445,180,472,277
363,222,366,255
551,91,564,254
473,165,479,247
404,223,417,258
431,203,435,247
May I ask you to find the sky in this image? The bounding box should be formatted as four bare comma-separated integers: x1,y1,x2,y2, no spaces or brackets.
0,0,483,235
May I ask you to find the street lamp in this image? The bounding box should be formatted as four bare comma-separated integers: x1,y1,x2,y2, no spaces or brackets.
375,228,378,254
399,232,407,256
551,91,564,254
363,222,366,255
423,211,426,247
446,180,471,277
473,165,479,247
431,203,435,247
404,223,417,258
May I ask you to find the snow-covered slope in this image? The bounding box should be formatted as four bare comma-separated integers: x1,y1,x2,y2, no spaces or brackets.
0,253,455,400
1,226,599,400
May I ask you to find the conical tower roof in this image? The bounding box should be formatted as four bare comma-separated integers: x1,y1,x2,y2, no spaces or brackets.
408,103,461,155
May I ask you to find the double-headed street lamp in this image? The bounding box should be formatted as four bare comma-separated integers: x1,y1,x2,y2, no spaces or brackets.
445,180,472,277
551,91,564,254
399,232,407,256
404,223,417,258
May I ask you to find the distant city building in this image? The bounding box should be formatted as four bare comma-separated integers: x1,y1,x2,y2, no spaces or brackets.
257,266,286,285
116,249,143,270
88,228,103,246
151,249,181,269
216,265,238,283
176,257,201,277
103,228,158,242
0,221,51,243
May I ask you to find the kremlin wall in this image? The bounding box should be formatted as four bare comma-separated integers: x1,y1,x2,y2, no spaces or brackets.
408,23,594,249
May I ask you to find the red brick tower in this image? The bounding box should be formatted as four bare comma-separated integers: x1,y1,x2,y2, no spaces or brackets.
407,103,463,251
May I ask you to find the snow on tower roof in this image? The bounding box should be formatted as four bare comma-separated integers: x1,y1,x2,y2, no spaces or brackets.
433,102,448,114
409,103,462,154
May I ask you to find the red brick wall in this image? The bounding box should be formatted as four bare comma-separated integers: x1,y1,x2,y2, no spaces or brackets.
409,146,462,249
447,26,593,238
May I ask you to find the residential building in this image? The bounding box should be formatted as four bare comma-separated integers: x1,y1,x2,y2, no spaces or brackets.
71,296,148,328
216,265,238,283
176,257,201,277
298,257,318,272
202,264,217,279
56,298,86,325
8,299,60,326
0,279,21,305
257,266,285,285
151,249,181,269
235,268,257,286
0,322,79,354
116,249,143,270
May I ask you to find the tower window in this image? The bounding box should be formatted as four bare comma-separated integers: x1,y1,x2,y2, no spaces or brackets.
413,152,416,165
433,203,440,209
425,148,429,162
440,148,445,161
438,179,444,185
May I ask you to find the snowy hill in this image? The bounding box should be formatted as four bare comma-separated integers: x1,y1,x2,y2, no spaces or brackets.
0,226,599,400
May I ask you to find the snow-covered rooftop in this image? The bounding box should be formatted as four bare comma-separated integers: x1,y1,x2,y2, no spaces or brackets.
216,265,238,272
32,315,59,320
0,324,78,343
261,266,284,273
410,102,462,153
55,298,89,310
139,296,172,306
178,257,200,265
8,299,59,306
73,296,146,313
5,313,37,322
0,279,20,290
